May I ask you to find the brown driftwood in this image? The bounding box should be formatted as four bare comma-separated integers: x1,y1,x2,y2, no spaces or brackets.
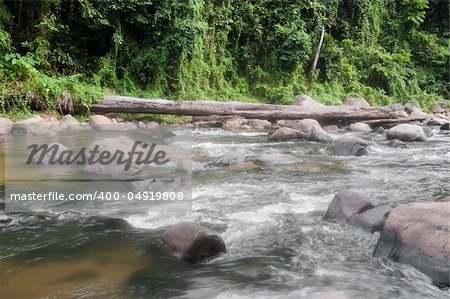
72,96,398,123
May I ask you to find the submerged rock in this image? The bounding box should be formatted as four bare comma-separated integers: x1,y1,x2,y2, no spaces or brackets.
190,147,210,162
323,191,374,223
256,153,297,166
386,124,427,142
373,202,450,286
284,119,331,143
387,139,407,148
326,135,370,156
269,127,306,141
211,150,246,167
176,159,204,174
158,222,226,263
30,142,70,165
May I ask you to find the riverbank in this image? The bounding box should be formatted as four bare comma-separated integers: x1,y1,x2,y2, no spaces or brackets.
1,95,449,135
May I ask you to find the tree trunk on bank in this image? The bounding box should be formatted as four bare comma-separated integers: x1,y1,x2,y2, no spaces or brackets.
308,26,326,85
70,96,398,124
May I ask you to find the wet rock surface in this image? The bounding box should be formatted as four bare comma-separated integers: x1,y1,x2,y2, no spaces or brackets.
386,124,428,142
158,222,226,263
373,202,450,286
326,136,370,156
323,191,374,222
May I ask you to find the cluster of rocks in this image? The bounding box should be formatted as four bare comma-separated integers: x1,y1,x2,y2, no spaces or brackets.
0,114,165,136
324,191,450,288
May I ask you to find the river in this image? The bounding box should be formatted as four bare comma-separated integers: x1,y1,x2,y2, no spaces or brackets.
0,126,449,298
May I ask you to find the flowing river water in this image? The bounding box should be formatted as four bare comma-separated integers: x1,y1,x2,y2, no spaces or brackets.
0,126,449,298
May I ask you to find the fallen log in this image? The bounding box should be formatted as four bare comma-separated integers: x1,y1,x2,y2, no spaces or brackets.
361,117,427,128
72,96,398,123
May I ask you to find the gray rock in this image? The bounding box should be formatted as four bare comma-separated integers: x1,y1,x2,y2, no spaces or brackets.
348,122,371,133
323,191,374,222
137,121,146,129
345,97,371,108
147,121,160,128
293,94,324,107
386,124,427,142
269,127,306,141
89,115,112,125
326,135,370,156
248,119,272,128
94,122,137,131
183,123,194,128
404,103,428,118
158,222,226,263
373,202,450,286
30,142,70,165
347,205,392,232
323,125,339,132
60,114,79,125
0,118,13,135
83,136,143,177
223,118,247,130
440,123,450,131
11,122,56,136
284,119,331,142
425,117,448,126
387,139,407,148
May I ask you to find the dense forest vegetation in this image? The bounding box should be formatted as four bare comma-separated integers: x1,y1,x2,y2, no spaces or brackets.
0,0,448,115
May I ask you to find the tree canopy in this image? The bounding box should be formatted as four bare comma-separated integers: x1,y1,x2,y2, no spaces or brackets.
0,0,448,113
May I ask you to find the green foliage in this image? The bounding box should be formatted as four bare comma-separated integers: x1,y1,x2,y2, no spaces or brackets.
0,0,448,114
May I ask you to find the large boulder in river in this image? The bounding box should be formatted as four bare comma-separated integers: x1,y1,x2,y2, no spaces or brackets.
373,202,450,286
158,222,226,263
323,191,374,223
386,124,428,142
326,135,370,156
324,192,392,233
293,94,324,107
284,119,331,143
269,127,306,141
